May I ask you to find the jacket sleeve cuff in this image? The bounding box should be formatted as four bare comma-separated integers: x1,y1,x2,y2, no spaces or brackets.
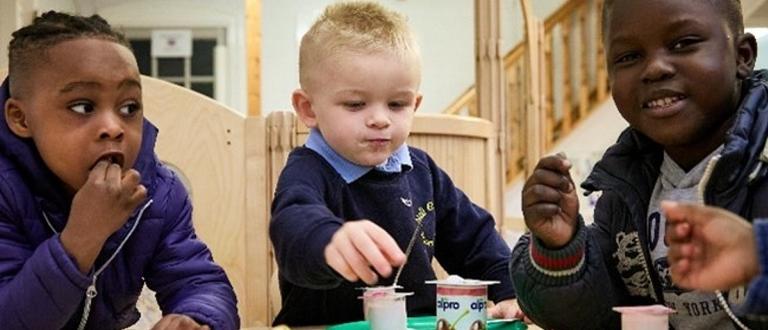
173,304,238,330
304,221,345,286
527,218,586,280
50,235,92,287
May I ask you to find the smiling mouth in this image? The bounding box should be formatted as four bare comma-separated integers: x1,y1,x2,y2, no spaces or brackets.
643,95,686,109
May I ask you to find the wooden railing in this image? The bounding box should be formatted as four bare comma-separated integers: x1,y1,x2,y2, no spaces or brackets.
445,0,610,183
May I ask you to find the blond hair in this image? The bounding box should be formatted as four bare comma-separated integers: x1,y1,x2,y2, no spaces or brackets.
298,1,421,88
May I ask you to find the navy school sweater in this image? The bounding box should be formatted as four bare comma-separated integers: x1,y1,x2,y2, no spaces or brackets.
269,146,515,326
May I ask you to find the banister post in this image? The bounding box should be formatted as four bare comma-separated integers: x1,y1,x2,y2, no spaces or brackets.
520,0,545,178
474,0,506,228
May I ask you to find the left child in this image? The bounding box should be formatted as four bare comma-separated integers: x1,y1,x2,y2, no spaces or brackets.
0,11,239,329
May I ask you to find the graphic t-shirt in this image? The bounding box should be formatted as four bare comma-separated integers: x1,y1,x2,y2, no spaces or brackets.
647,147,736,330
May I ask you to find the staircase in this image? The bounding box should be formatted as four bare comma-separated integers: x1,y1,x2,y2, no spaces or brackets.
444,0,610,184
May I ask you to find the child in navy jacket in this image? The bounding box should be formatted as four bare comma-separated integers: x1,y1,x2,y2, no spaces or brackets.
269,2,519,326
511,0,768,328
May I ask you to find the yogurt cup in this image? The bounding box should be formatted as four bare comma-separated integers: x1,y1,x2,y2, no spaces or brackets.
613,305,675,330
426,275,499,330
360,286,402,320
360,287,412,330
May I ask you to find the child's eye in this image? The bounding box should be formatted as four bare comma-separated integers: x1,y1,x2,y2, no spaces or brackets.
69,102,95,114
343,101,365,110
388,101,408,110
614,52,640,65
119,102,142,116
671,37,701,50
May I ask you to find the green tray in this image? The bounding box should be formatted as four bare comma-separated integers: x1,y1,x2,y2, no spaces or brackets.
326,315,526,330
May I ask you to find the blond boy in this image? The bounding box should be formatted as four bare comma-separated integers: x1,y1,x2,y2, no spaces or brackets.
269,2,520,326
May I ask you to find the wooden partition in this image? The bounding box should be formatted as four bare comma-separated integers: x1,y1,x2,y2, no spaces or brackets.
140,76,272,327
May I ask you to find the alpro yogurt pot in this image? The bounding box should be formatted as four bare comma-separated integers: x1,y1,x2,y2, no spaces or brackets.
426,275,498,330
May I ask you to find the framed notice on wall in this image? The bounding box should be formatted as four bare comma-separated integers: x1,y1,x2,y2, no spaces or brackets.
151,29,192,58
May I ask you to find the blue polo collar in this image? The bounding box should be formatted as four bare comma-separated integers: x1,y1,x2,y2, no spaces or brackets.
305,128,412,183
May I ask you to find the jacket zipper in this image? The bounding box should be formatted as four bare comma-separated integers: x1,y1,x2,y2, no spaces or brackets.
43,199,154,330
698,155,751,330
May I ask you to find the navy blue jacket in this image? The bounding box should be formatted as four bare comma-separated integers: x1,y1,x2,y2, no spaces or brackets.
510,71,768,329
270,146,514,326
745,219,768,317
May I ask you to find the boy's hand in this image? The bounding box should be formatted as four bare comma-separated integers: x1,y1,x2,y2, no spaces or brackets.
61,160,147,272
663,201,758,291
488,299,531,323
522,153,579,248
324,220,406,285
151,314,210,330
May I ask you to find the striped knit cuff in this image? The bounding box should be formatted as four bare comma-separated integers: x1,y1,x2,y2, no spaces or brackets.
528,219,587,278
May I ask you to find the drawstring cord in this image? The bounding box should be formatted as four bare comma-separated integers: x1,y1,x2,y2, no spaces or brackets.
698,155,751,330
43,199,154,330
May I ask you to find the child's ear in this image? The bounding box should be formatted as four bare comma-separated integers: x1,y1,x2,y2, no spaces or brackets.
292,89,318,128
736,33,758,79
4,99,32,138
414,94,423,113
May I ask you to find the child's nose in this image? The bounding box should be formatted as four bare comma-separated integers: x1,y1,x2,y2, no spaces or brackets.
642,52,675,83
366,106,391,129
97,111,125,140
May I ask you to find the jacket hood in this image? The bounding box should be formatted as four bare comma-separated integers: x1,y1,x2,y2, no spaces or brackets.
0,78,159,216
705,70,768,211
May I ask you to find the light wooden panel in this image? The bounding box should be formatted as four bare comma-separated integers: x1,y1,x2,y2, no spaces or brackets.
140,76,260,326
244,116,271,327
263,111,297,320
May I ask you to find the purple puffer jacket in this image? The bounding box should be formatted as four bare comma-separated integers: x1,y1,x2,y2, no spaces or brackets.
0,79,239,330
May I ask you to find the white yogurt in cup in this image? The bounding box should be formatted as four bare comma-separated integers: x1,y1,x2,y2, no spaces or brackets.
427,275,498,330
360,287,411,330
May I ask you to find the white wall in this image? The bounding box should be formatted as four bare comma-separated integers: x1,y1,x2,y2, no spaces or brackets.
96,0,248,114
0,0,46,71
0,0,15,71
2,0,572,115
748,28,768,70
261,0,475,114
261,0,569,115
0,0,248,113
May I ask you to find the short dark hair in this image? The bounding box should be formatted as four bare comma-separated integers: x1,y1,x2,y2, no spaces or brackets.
7,11,131,97
602,0,744,37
